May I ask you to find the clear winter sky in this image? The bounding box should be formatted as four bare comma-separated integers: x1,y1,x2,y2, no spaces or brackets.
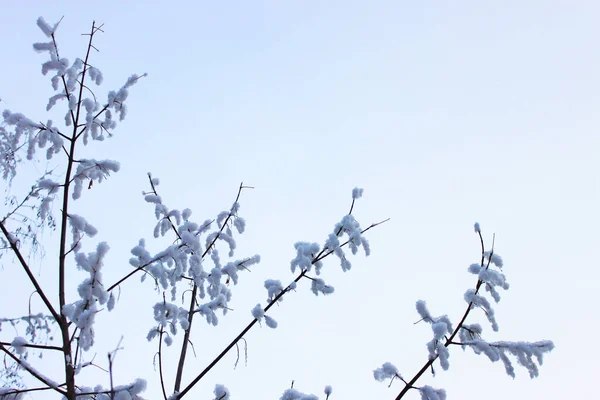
1,1,598,399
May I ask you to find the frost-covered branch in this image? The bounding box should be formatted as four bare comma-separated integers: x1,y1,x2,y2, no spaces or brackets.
175,189,387,399
0,341,62,352
172,182,253,393
377,224,554,399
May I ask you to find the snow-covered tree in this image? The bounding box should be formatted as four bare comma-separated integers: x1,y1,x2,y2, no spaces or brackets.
0,17,552,400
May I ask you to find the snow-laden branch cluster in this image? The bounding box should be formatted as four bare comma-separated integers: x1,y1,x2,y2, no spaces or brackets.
415,301,453,371
62,242,111,351
121,177,261,346
459,339,554,378
74,378,146,400
1,17,143,188
418,386,447,400
251,188,374,330
374,362,402,383
251,304,277,329
374,223,555,399
71,159,120,200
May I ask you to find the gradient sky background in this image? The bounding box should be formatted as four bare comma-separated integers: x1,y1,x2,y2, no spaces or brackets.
1,1,598,399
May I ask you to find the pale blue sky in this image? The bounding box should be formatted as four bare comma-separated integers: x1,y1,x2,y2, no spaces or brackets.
1,1,598,399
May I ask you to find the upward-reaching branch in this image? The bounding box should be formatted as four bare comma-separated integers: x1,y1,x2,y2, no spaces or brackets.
173,182,252,393
394,230,492,399
56,21,100,400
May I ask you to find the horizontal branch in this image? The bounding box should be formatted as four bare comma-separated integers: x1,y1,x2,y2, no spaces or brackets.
0,384,65,397
0,341,63,351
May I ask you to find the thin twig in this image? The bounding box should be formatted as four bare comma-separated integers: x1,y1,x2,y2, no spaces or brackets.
158,327,168,400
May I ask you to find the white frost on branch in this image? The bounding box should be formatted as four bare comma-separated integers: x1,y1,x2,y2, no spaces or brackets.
461,339,554,378
464,289,498,331
36,177,60,220
290,242,322,274
132,179,258,336
68,213,98,251
106,73,146,124
205,231,236,257
352,187,364,199
196,294,228,326
148,302,189,340
419,385,447,400
458,323,483,345
280,388,319,400
251,303,277,328
63,242,110,351
373,362,401,382
222,255,260,285
264,315,278,329
213,384,230,400
36,17,56,37
1,110,63,164
79,378,147,400
414,300,454,371
265,279,284,302
72,159,120,200
484,251,504,268
251,304,264,321
10,337,28,355
310,278,334,296
326,214,370,272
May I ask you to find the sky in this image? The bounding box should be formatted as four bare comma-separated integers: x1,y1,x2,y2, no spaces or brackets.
1,1,599,399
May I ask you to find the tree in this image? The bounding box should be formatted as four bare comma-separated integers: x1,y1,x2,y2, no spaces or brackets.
0,17,553,400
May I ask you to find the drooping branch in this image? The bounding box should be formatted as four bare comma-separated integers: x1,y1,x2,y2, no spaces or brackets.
0,220,60,322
